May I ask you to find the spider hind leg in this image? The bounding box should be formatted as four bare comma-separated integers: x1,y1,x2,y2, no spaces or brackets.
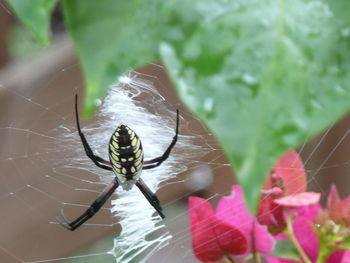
56,180,119,231
136,179,165,219
56,208,79,231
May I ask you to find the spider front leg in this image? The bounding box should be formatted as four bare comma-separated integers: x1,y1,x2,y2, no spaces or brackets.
143,109,179,170
75,94,112,171
136,179,165,219
57,179,119,231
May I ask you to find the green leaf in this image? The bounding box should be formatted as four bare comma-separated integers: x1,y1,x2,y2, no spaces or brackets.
337,235,350,250
62,0,165,116
269,239,299,261
160,0,350,212
323,0,350,25
6,0,58,46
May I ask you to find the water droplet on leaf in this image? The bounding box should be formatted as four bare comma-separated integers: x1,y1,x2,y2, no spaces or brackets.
311,99,322,110
94,98,102,106
308,27,321,37
203,97,215,115
242,73,257,85
334,85,345,94
297,59,306,68
328,65,340,75
260,18,270,28
341,28,350,38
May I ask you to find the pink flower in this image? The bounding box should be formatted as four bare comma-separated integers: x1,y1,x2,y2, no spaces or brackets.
257,150,320,235
189,196,247,262
189,185,275,262
189,150,350,262
327,184,350,226
266,205,350,263
216,185,275,256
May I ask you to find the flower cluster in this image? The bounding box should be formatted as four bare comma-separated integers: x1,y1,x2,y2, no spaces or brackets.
188,150,350,262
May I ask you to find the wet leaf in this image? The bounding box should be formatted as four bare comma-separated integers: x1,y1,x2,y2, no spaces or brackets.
6,0,57,45
11,0,350,214
160,0,350,212
62,0,165,116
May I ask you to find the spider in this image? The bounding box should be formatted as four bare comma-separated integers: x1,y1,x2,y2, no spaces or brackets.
56,94,179,231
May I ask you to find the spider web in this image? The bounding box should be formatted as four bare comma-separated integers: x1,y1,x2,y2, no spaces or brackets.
0,58,225,263
1,65,350,263
1,10,350,263
50,70,211,262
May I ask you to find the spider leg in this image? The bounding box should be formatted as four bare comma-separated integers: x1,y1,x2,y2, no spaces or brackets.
136,178,165,219
143,109,179,170
57,179,119,231
75,94,112,171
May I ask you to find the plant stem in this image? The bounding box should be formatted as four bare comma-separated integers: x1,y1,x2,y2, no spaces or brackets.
251,220,262,263
223,254,235,263
285,217,312,263
315,245,335,263
252,251,262,263
315,249,328,263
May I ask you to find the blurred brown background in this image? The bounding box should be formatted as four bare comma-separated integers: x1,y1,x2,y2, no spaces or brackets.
0,1,350,263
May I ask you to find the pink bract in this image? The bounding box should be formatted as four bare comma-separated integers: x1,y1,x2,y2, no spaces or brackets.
216,185,275,255
266,205,350,263
327,184,350,226
274,192,321,207
188,185,275,262
257,150,309,234
188,196,247,262
263,150,307,195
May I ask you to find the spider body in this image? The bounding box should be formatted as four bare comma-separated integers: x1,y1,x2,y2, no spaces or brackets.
109,125,144,190
56,95,179,231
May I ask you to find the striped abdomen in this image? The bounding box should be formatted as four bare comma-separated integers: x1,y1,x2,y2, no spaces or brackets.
108,124,143,188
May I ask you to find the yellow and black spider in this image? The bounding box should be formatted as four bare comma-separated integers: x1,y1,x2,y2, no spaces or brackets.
56,95,179,231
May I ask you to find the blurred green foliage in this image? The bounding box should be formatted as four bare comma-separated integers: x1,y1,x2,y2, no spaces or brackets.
7,25,46,59
270,240,299,261
6,0,57,46
6,0,350,212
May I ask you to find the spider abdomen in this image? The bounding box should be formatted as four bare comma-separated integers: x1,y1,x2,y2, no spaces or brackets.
108,124,143,188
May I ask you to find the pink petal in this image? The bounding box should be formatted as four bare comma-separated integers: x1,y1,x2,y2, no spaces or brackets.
293,205,319,262
216,185,274,255
340,250,350,263
343,197,350,225
257,194,275,226
295,204,322,221
326,250,348,263
216,185,253,255
327,184,343,223
253,219,275,254
274,192,321,207
211,217,247,256
267,205,320,262
189,197,224,261
266,150,307,195
216,185,251,229
265,257,297,263
342,197,350,207
257,150,307,232
188,197,247,262
327,185,350,226
266,205,322,263
328,185,350,226
262,187,284,196
257,190,288,234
